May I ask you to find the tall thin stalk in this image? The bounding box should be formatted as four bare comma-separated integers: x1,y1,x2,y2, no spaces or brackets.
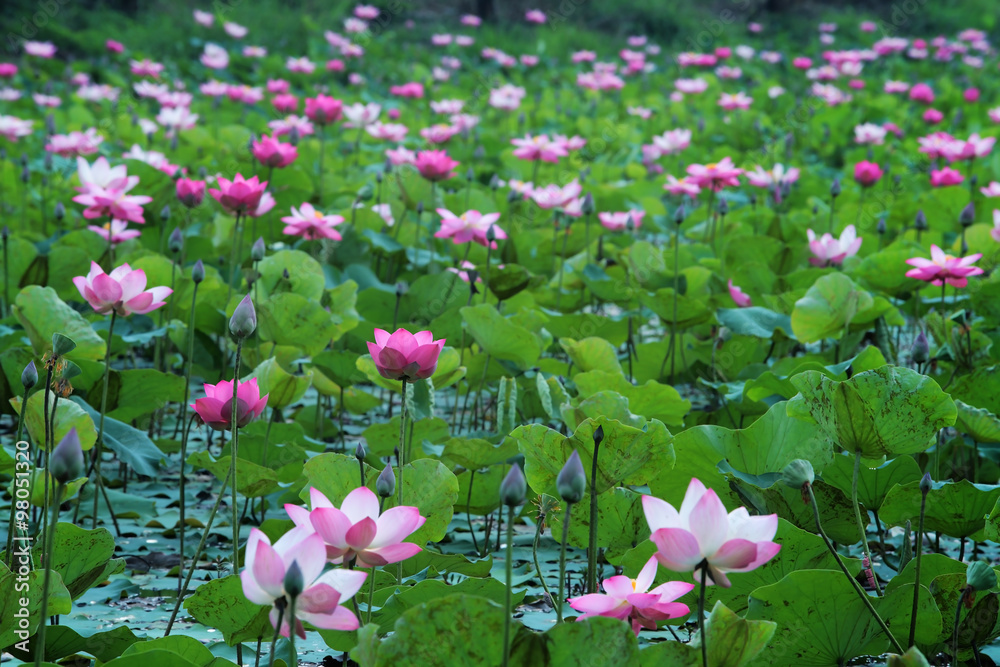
556,502,573,622
853,451,881,596
92,311,118,531
587,426,603,594
176,279,200,601
34,485,64,667
230,338,245,570
501,503,516,667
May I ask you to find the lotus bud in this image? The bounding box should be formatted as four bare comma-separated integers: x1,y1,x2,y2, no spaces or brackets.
357,184,374,201
593,424,604,447
486,225,497,243
465,167,475,183
749,193,757,206
556,450,586,504
673,204,686,225
21,360,38,389
44,151,53,172
960,202,975,227
966,561,997,592
830,178,841,197
914,209,928,231
416,201,424,216
50,427,84,485
970,174,978,187
911,331,930,364
20,165,29,183
877,218,886,235
251,237,266,261
718,198,729,215
0,226,7,240
920,472,932,494
395,281,409,296
376,465,396,498
781,459,815,490
355,442,367,461
506,188,521,203
284,560,305,598
229,294,257,338
170,134,179,152
582,192,595,215
52,333,76,356
288,126,300,146
473,145,485,160
160,205,171,222
376,170,384,184
192,259,205,284
198,166,208,179
54,201,65,221
500,464,527,507
168,227,183,254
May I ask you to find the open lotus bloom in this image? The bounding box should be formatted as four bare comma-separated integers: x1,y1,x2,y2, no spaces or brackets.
192,377,269,431
568,556,694,635
643,478,780,587
806,225,862,266
367,327,445,381
905,244,984,288
72,261,171,316
287,487,426,567
241,527,367,638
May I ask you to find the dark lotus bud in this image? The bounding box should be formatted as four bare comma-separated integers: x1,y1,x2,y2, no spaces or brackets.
170,133,179,152
474,145,486,160
830,178,841,197
960,202,975,227
697,117,705,132
499,464,527,507
593,425,604,446
506,188,521,203
911,331,930,364
198,166,208,179
416,201,424,215
962,239,969,255
247,133,256,152
20,153,27,167
920,472,932,494
395,281,409,296
50,428,84,485
52,333,76,356
517,112,525,127
781,459,815,490
282,268,290,279
168,227,183,253
192,259,205,284
229,294,257,338
383,157,394,174
21,360,38,389
288,126,300,146
625,215,634,233
44,151,53,172
376,170,384,184
866,147,873,160
893,174,901,186
376,465,396,498
45,115,56,135
20,165,29,183
486,225,497,242
750,193,757,206
489,174,500,190
556,450,586,504
41,176,48,188
355,442,367,461
877,218,886,235
357,184,374,201
54,201,65,220
966,561,997,592
160,205,170,222
914,209,928,231
251,237,266,261
466,269,479,284
582,192,595,215
466,167,475,182
284,560,305,598
970,174,978,187
718,198,729,215
1,226,7,240
673,204,686,224
131,114,140,127
784,132,793,148
812,204,819,215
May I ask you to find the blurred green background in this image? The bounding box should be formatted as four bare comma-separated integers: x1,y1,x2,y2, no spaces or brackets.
1,0,994,60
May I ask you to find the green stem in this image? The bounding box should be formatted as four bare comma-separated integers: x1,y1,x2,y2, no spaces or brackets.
698,562,708,667
587,438,601,594
230,337,244,571
93,310,118,530
288,596,297,666
557,502,573,623
501,504,516,667
396,378,407,585
909,488,928,647
531,508,556,618
4,384,31,567
853,451,881,595
954,589,967,666
267,601,285,667
177,282,199,602
34,484,63,667
808,484,903,652
227,212,242,305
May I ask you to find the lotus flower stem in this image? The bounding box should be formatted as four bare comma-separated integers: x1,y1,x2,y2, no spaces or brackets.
175,279,200,601
587,428,602,594
697,562,708,667
531,506,556,619
440,242,471,315
40,362,54,534
856,187,867,227
953,588,969,666
806,482,902,653
2,230,8,318
33,484,63,667
230,337,244,571
4,376,33,566
318,129,326,203
556,502,573,623
288,596,297,665
92,310,119,533
556,219,571,310
501,503,516,667
267,600,285,667
467,470,480,554
483,240,493,306
165,468,232,635
584,212,592,266
909,481,929,647
226,212,242,305
853,451,882,595
706,188,717,245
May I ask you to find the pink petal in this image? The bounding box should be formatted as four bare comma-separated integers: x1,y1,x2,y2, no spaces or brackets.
650,527,704,572
602,575,636,600
310,507,352,547
340,486,380,523
345,516,378,550
299,604,359,631
642,495,680,533
688,489,729,556
357,542,422,567
251,539,286,599
709,538,759,570
371,506,425,548
568,594,621,614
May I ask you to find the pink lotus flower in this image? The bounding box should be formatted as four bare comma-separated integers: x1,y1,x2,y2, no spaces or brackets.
807,225,862,266
355,4,379,19
718,92,752,110
0,116,33,142
268,115,314,137
930,167,964,187
461,14,482,26
553,134,587,152
286,57,316,73
252,135,298,169
414,150,458,182
385,147,416,166
686,158,743,192
922,108,944,124
76,156,136,194
447,260,480,283
248,192,276,219
367,328,445,381
981,182,1000,198
663,175,701,197
572,50,597,63
200,43,229,69
0,63,18,78
598,211,644,231
46,129,103,157
305,95,343,125
209,174,268,215
367,122,408,142
434,209,504,247
73,262,171,316
567,556,693,636
525,9,546,23
531,181,583,209
909,83,935,104
343,103,381,128
267,79,290,94
176,178,206,208
24,41,56,58
88,219,141,247
130,58,164,78
643,478,780,587
943,134,995,162
853,161,883,187
728,280,752,307
287,487,426,567
965,88,981,102
917,132,958,160
854,123,887,145
105,39,124,54
745,164,800,190
905,245,984,288
271,94,298,113
511,134,568,163
420,124,460,144
193,377,269,431
241,527,367,638
282,203,345,240
73,185,152,224
993,210,1000,243
193,10,214,27
224,21,247,38
244,46,267,58
389,82,424,98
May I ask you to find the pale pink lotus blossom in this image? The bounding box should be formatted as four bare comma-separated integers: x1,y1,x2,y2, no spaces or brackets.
87,219,141,247
531,181,583,209
598,211,644,231
343,103,381,128
627,106,653,120
364,328,445,382
943,134,996,162
674,78,708,94
435,209,504,247
420,124,460,144
243,46,267,58
572,50,597,63
718,91,752,110
511,134,567,163
371,203,394,226
199,80,229,97
47,129,103,157
241,527,366,638
156,91,193,108
686,158,743,192
553,135,587,151
385,147,416,165
461,14,482,27
651,129,692,156
122,145,179,175
73,183,151,223
906,245,983,287
0,116,34,142
854,123,887,145
811,83,852,106
663,175,701,197
223,21,247,38
807,225,862,266
367,122,408,142
354,4,379,19
728,280,751,307
76,156,137,194
73,262,171,316
156,107,198,133
567,556,693,636
193,10,214,27
130,59,164,78
282,203,344,240
0,88,23,102
989,108,1000,124
489,85,526,110
643,478,780,587
33,93,60,108
200,43,229,69
450,114,480,132
884,81,910,94
287,57,316,74
745,164,800,190
344,17,368,33
981,182,1000,198
227,84,264,105
993,210,1000,243
24,41,56,58
430,99,464,115
389,82,424,98
268,115,315,137
525,9,546,23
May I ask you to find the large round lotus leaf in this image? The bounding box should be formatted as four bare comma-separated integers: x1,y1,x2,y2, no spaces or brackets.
881,479,1000,538
786,365,957,458
790,273,873,343
954,400,1000,444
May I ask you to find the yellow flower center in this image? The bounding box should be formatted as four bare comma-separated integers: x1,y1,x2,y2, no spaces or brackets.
314,210,324,219
631,579,637,591
705,162,718,170
103,222,112,231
